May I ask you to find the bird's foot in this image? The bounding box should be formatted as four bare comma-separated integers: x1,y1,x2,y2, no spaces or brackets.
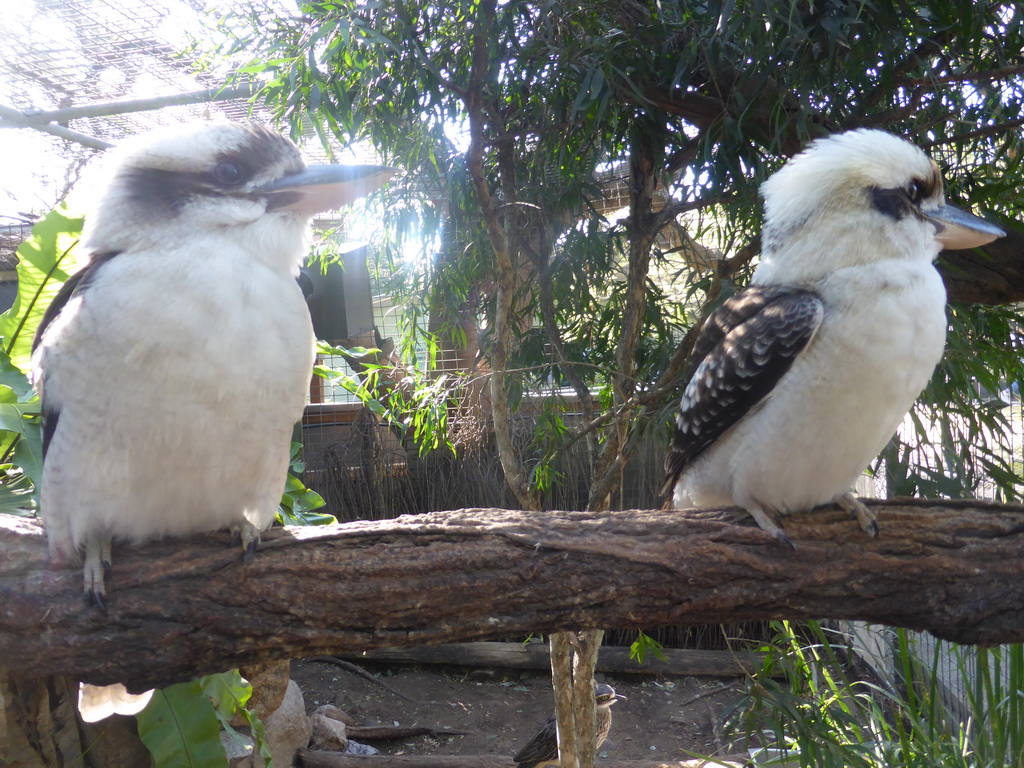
745,504,796,549
230,521,262,564
83,537,112,612
838,492,879,537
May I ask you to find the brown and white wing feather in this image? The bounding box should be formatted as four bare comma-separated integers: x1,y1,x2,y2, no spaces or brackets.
513,713,558,767
663,285,824,495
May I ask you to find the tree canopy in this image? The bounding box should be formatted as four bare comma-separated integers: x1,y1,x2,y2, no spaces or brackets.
221,0,1024,508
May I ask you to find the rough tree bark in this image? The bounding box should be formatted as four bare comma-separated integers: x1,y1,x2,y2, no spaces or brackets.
3,498,1024,690
938,228,1024,305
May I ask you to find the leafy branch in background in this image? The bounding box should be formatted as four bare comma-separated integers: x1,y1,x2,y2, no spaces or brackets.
0,204,85,514
628,629,667,667
214,0,1024,514
724,620,1024,767
314,341,458,456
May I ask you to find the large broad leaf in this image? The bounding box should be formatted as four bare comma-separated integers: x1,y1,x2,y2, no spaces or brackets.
136,680,228,768
0,204,85,374
0,395,42,476
278,441,333,526
0,467,35,515
0,344,42,511
0,209,61,510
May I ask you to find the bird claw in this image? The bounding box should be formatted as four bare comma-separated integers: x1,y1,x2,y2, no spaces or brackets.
230,521,262,564
838,493,879,537
746,505,796,549
243,538,259,564
87,588,108,614
775,529,797,550
83,537,112,613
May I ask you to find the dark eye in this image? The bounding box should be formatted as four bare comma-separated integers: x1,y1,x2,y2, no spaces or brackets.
212,162,245,186
908,178,928,203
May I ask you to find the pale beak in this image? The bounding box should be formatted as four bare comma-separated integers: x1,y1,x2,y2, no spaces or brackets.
259,164,396,217
926,203,1005,250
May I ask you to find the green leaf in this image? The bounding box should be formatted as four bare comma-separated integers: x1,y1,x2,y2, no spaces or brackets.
204,671,274,767
136,680,227,768
198,671,251,722
0,466,36,515
278,442,332,525
0,346,33,400
0,204,85,374
10,417,43,497
0,346,42,508
0,401,38,434
629,630,667,665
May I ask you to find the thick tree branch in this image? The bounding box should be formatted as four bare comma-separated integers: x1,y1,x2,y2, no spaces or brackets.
3,500,1024,693
939,226,1024,305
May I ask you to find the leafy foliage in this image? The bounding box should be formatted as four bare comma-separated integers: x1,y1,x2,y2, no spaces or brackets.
628,629,667,666
0,205,86,512
137,672,272,768
725,621,1024,767
278,441,332,525
137,680,227,767
0,204,85,373
215,0,1024,510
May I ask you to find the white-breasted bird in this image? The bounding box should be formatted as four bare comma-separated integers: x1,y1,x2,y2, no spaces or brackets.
33,121,393,610
664,129,1004,542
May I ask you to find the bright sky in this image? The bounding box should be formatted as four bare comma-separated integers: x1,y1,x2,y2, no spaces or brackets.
0,0,313,221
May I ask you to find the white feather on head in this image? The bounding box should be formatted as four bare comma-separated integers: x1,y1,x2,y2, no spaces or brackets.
754,129,946,285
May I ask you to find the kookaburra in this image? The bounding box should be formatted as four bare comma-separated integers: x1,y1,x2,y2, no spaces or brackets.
33,121,393,608
664,129,1004,542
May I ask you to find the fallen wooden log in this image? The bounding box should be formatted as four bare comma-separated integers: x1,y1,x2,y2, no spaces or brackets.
345,725,469,740
298,751,747,767
340,642,768,677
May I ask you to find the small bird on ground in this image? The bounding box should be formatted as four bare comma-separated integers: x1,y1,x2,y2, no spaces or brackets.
33,121,393,608
513,682,626,768
663,129,1004,543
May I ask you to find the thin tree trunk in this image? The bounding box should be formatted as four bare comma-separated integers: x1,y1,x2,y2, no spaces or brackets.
463,0,538,510
551,632,578,768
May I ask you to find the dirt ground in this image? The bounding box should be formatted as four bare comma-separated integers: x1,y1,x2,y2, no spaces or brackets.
291,657,747,763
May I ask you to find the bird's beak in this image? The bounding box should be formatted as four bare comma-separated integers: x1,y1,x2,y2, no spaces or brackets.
259,164,396,217
925,204,1005,250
